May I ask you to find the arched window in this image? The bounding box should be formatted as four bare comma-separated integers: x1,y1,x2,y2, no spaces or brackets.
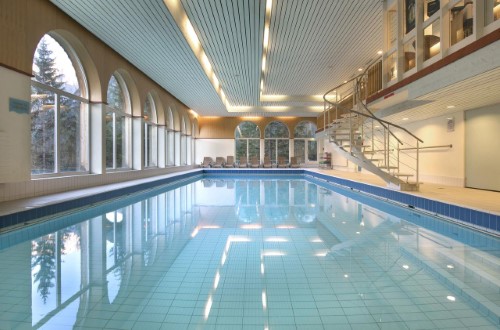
264,121,289,164
294,121,317,163
235,122,260,161
31,34,89,174
106,73,131,169
143,93,157,167
180,117,188,165
166,108,175,166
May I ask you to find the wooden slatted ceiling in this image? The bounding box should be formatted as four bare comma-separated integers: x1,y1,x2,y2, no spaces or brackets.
51,0,226,115
50,0,383,116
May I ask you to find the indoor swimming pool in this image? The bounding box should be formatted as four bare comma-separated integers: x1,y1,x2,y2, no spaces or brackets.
0,174,499,329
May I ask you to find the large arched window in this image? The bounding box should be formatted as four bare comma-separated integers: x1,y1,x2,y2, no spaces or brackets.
166,108,175,166
180,117,188,165
31,34,89,174
106,73,131,169
235,122,260,161
143,93,157,168
264,121,289,163
294,121,317,163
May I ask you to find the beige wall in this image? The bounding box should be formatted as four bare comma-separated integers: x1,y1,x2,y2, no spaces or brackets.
0,0,200,202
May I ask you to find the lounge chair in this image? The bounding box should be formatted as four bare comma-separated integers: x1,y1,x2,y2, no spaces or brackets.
212,157,225,168
238,157,248,168
201,157,213,168
277,157,288,168
290,156,300,168
250,157,260,168
224,156,235,168
263,156,272,168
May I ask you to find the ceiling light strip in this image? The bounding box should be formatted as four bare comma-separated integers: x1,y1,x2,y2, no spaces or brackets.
260,0,273,94
163,0,229,108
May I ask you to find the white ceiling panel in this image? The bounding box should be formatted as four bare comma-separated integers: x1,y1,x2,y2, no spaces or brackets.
50,0,385,117
51,0,227,115
265,0,383,95
381,67,500,124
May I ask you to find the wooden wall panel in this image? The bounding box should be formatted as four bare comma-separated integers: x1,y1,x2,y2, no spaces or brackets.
198,117,317,139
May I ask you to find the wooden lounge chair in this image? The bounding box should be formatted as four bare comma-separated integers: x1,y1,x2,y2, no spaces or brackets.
277,157,288,168
224,156,235,168
212,157,225,168
250,156,260,168
238,157,248,168
201,157,213,168
290,156,300,168
263,156,272,168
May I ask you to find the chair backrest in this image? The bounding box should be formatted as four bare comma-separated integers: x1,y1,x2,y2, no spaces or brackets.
239,157,247,164
264,156,271,163
278,157,286,164
290,156,297,164
215,157,225,164
203,157,212,165
251,156,259,164
226,156,234,164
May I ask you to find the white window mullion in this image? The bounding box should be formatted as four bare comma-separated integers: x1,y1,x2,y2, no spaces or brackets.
112,112,117,169
54,93,60,173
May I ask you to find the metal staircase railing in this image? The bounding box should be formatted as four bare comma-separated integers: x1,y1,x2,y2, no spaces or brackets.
321,59,423,191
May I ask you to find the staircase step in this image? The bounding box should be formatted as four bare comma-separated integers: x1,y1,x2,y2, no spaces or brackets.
381,166,399,170
340,113,358,118
393,173,413,177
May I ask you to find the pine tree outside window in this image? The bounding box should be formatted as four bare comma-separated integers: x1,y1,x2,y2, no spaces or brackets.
143,94,158,168
166,108,175,166
264,121,289,164
294,121,317,164
235,122,261,161
31,34,89,174
106,74,132,170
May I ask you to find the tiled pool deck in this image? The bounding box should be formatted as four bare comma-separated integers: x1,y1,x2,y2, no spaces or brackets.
0,168,499,235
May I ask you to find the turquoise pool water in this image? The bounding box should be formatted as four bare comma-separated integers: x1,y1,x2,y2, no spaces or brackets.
0,175,499,329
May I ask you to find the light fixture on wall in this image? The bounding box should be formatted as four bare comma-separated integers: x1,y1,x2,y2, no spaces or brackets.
447,117,455,132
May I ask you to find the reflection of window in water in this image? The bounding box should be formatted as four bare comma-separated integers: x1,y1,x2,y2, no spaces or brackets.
31,225,82,325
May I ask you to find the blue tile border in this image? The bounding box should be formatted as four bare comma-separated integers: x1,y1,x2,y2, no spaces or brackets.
0,168,498,235
303,170,499,235
0,170,204,232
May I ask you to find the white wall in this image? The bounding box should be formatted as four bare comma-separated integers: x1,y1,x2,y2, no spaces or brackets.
195,139,234,165
0,67,31,182
402,110,465,186
465,104,500,191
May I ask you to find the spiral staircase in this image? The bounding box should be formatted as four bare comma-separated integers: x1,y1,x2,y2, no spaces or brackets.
320,61,423,191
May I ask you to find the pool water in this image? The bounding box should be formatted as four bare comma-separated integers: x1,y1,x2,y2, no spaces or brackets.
0,175,499,329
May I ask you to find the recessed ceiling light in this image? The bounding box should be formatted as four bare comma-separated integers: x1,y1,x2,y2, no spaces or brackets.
402,264,409,269
377,50,383,55
358,68,363,71
402,117,409,121
446,264,454,269
447,296,456,302
447,105,455,109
